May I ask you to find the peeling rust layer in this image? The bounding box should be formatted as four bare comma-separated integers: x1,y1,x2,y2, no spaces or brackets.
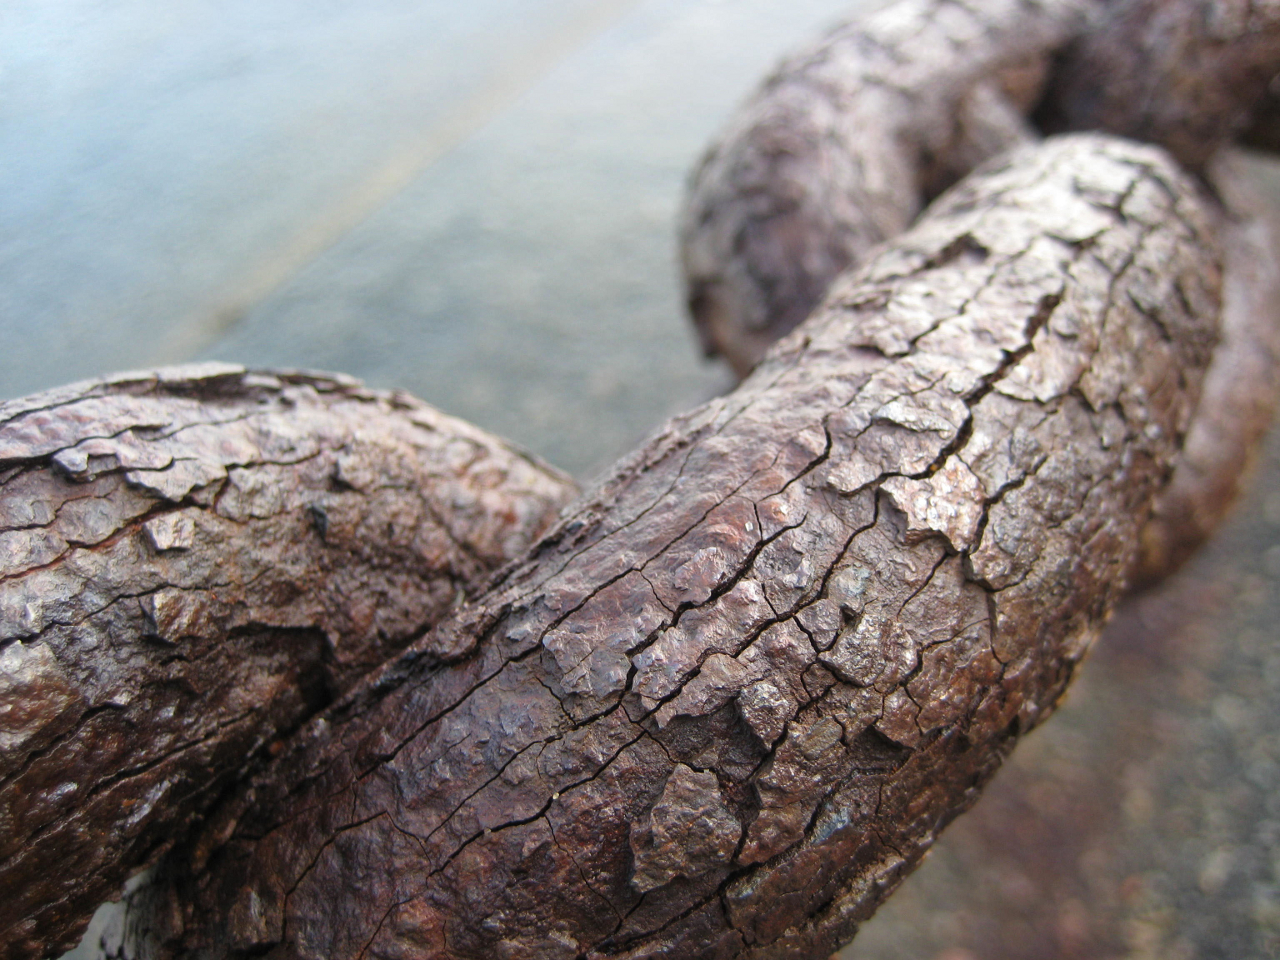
679,0,1280,587
130,136,1221,960
679,0,1095,377
0,365,576,960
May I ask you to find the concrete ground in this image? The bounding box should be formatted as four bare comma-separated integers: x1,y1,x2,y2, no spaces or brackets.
6,2,1279,958
1,0,878,479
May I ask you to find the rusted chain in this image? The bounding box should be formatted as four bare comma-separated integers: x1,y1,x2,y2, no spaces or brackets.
681,0,1095,375
125,134,1217,960
680,0,1280,586
0,368,574,959
2,1,1278,958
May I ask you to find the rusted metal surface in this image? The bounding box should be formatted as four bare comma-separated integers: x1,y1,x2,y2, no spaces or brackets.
679,0,1096,377
1040,0,1280,173
679,0,1280,587
5,2,1279,957
119,136,1221,959
0,366,575,959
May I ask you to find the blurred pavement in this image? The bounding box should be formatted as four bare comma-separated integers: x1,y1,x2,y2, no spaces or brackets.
1,0,874,478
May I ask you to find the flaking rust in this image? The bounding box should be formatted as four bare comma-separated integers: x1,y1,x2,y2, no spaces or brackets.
0,368,575,960
127,136,1221,959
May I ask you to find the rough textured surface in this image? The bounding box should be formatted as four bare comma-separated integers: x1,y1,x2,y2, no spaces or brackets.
837,151,1280,959
679,0,1095,377
1039,0,1280,173
849,415,1280,960
0,365,576,960
118,136,1220,959
1134,149,1280,587
679,0,1280,587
